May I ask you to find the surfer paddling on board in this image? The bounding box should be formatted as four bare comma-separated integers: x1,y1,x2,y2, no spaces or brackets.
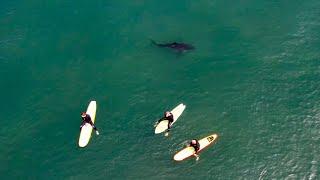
80,112,99,135
189,139,200,161
155,111,174,129
154,111,174,136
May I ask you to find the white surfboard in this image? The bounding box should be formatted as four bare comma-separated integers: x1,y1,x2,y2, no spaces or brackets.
154,103,186,134
173,133,218,161
78,101,97,147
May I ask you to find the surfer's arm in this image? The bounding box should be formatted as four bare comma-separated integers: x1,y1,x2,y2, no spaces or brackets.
154,117,164,127
155,117,165,124
80,120,86,130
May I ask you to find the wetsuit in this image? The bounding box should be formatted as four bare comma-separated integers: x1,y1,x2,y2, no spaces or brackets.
190,140,200,153
80,114,97,131
157,113,174,129
166,113,174,129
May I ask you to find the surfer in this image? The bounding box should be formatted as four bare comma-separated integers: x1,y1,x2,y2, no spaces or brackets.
80,112,99,135
155,111,174,129
190,139,200,160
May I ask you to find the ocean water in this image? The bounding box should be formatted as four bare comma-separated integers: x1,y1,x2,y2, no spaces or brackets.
1,0,320,179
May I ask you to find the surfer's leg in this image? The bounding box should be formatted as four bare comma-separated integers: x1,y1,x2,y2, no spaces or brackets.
88,120,97,131
168,120,173,129
194,153,199,161
92,125,97,131
88,121,99,135
165,123,171,137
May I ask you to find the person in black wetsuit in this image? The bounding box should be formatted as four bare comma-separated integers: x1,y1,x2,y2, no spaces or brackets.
80,112,99,135
189,139,200,160
156,111,174,130
190,139,200,153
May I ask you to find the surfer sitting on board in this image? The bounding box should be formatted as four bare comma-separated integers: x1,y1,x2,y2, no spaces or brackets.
80,112,99,135
190,139,200,160
155,111,174,129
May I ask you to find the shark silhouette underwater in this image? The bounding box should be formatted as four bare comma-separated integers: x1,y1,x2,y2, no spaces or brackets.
150,39,195,53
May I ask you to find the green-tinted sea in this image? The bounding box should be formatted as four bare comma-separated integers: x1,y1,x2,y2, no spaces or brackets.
1,0,320,179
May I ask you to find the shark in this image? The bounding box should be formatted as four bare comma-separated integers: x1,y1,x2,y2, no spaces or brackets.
150,39,195,53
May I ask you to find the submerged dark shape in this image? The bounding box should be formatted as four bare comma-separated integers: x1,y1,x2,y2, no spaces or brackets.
150,39,195,52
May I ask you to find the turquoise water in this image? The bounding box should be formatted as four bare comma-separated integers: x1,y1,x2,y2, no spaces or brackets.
1,0,320,179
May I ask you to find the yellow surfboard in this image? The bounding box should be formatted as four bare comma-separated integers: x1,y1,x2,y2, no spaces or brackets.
78,101,97,147
173,134,218,161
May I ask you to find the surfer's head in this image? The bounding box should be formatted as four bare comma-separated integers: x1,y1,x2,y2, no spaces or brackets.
165,111,171,117
81,112,86,117
191,140,197,144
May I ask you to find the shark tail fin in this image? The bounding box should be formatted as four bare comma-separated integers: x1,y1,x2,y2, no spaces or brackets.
149,39,158,46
